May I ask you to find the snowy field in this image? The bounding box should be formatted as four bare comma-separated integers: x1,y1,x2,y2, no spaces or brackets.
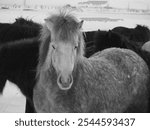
0,81,25,113
0,8,150,113
0,9,150,30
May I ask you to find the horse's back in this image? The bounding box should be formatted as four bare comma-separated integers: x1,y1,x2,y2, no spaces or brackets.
89,48,149,112
93,48,149,73
91,48,149,76
0,23,40,43
112,26,132,37
112,25,150,43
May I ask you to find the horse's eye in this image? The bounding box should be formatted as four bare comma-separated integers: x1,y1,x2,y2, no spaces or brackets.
52,45,56,49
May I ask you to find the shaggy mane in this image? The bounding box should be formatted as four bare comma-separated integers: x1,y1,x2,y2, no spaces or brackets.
47,11,80,42
135,24,149,31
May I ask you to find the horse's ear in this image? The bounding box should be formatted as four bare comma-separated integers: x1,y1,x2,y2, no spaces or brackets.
44,18,53,31
78,20,84,29
108,30,112,33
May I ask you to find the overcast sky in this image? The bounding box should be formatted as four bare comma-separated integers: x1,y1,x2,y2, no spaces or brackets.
0,0,150,9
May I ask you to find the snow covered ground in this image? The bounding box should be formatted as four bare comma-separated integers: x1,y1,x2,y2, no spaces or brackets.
0,81,25,113
0,8,150,113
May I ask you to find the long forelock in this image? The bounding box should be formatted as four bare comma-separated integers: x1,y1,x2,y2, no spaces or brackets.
47,12,80,42
49,12,85,56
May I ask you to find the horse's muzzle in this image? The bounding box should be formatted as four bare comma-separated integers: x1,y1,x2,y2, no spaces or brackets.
57,74,73,90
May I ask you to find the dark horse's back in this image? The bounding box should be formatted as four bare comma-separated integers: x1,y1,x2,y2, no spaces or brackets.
112,25,150,43
0,23,40,43
13,17,40,28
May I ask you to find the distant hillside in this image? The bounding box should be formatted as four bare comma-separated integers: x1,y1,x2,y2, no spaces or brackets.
78,0,108,6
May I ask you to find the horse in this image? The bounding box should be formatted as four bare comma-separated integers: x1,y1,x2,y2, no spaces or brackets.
142,41,150,52
0,23,40,43
0,21,41,112
33,11,150,113
112,25,150,43
0,30,96,113
0,38,40,113
0,20,40,112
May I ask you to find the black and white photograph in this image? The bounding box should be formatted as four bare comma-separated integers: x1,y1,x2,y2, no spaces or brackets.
0,0,150,114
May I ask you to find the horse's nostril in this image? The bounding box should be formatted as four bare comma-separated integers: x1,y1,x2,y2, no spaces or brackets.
60,75,72,84
60,76,65,84
57,74,73,90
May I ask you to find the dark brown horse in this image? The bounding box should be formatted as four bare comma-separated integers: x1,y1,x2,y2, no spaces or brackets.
33,11,150,113
0,38,40,113
0,20,40,112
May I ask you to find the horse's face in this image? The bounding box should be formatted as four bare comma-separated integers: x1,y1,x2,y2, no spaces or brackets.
51,40,78,90
44,18,83,90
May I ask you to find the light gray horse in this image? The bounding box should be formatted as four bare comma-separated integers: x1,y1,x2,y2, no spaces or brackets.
33,11,150,113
